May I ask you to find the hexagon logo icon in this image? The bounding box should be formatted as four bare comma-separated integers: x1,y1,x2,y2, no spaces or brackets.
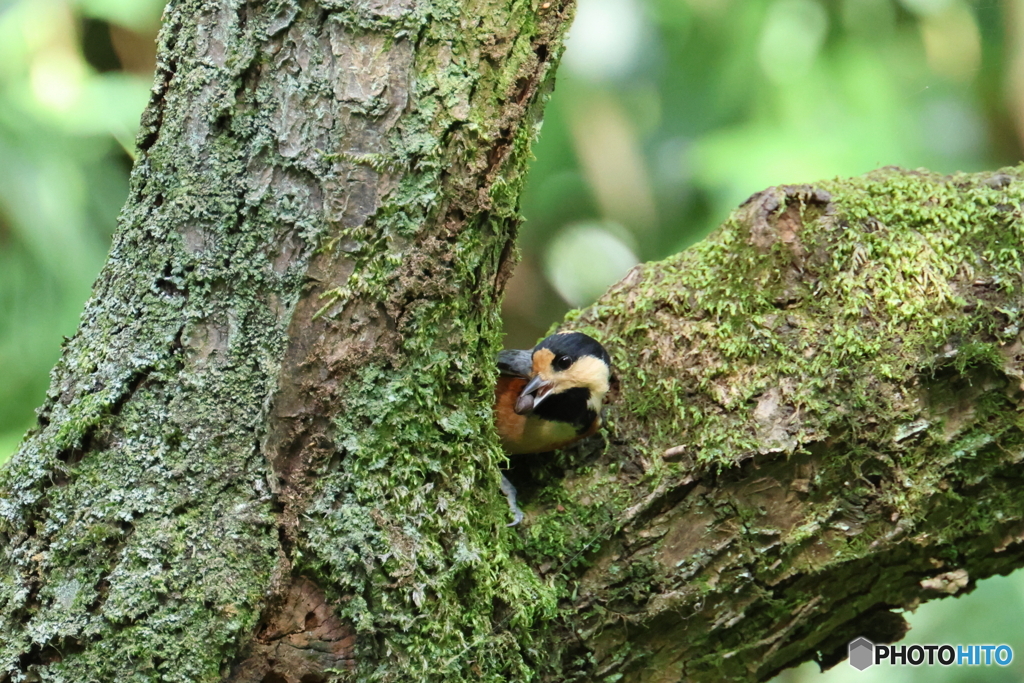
849,637,875,671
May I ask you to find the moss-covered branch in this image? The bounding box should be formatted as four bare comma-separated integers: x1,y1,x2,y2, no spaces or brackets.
522,169,1024,681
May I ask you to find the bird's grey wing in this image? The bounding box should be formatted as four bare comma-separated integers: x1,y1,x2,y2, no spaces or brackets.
497,349,533,378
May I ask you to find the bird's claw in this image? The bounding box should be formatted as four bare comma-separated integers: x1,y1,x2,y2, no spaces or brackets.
499,473,524,527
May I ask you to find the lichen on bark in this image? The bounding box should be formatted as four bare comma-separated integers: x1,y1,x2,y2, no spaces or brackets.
520,167,1024,681
0,0,575,680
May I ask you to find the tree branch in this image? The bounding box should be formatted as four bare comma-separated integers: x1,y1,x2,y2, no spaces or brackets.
524,171,1024,681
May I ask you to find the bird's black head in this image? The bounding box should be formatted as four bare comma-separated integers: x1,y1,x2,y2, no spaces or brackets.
514,332,612,415
535,332,611,371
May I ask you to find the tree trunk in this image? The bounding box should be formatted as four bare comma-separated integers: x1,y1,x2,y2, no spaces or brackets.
3,2,1024,683
0,0,574,680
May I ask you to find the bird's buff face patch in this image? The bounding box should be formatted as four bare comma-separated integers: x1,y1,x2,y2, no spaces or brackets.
531,348,556,376
534,350,609,393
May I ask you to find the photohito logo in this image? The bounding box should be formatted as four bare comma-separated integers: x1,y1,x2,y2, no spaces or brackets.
848,637,1013,670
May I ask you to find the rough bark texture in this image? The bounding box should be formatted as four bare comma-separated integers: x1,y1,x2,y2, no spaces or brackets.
4,1,1024,682
529,170,1024,682
0,0,573,681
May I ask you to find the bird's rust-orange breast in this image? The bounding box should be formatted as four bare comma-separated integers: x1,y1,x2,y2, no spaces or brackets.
495,376,529,453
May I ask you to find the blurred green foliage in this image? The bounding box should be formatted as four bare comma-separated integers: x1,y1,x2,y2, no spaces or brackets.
0,1,1022,678
0,0,161,463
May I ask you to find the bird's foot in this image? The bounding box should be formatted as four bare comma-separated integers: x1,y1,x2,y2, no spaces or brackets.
499,472,524,526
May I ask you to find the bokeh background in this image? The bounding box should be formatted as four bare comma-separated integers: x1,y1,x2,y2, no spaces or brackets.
1,0,1023,680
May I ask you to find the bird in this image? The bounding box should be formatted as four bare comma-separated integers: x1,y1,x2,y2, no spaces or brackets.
494,331,613,525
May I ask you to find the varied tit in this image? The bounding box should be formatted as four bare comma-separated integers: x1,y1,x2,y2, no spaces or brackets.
494,332,613,525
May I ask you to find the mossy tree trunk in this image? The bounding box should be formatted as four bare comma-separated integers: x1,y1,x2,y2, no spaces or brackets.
4,1,1024,683
0,0,573,680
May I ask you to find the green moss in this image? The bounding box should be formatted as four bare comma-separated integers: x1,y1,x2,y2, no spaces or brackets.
535,169,1024,677
1,0,580,680
569,168,1024,475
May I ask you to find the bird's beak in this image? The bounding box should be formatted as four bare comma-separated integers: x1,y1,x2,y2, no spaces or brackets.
514,375,554,415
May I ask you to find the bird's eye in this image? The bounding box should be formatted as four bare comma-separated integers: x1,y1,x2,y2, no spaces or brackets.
553,355,573,371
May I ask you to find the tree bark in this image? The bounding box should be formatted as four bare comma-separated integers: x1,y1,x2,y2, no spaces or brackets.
541,173,1024,682
0,0,573,681
3,1,1024,683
